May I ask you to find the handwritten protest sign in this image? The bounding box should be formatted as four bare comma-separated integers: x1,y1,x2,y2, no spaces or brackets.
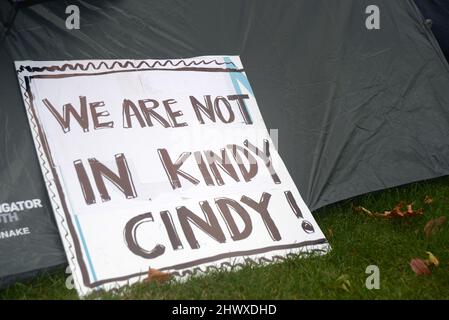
15,56,329,296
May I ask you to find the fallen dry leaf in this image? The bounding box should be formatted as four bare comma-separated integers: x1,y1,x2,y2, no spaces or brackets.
424,195,433,205
353,205,376,217
425,251,439,267
145,268,172,284
360,206,374,216
424,216,447,238
406,204,413,214
354,202,423,219
327,228,334,239
410,258,431,275
336,274,351,292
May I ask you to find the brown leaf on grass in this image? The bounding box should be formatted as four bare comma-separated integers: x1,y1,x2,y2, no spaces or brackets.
354,202,423,219
145,268,172,284
409,251,439,275
327,228,334,239
424,216,447,238
410,258,431,275
424,195,433,205
353,205,375,217
387,202,423,218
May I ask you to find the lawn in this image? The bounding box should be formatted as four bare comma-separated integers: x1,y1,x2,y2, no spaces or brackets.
1,177,448,300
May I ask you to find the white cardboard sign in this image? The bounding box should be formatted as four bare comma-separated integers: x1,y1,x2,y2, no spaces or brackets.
15,56,329,297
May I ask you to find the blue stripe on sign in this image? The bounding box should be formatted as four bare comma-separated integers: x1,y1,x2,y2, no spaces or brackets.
57,169,98,283
224,56,255,124
224,56,255,96
74,214,98,282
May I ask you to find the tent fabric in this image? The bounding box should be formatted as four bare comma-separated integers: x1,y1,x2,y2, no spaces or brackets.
1,0,449,287
0,1,67,288
0,33,66,289
414,0,449,62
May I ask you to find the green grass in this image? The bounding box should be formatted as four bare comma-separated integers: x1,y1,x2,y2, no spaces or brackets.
1,177,448,300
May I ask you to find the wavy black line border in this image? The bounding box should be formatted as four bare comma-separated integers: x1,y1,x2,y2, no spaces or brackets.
16,58,329,295
16,58,237,74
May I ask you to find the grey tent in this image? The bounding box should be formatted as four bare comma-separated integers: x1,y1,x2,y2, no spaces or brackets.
1,0,449,288
414,0,449,61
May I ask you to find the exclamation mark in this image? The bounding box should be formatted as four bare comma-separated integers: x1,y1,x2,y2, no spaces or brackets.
284,190,303,218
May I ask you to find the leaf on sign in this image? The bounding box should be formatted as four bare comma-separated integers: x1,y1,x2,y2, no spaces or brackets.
424,216,447,238
336,274,351,292
145,268,172,284
425,251,439,267
353,202,423,219
410,258,431,275
424,195,433,205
